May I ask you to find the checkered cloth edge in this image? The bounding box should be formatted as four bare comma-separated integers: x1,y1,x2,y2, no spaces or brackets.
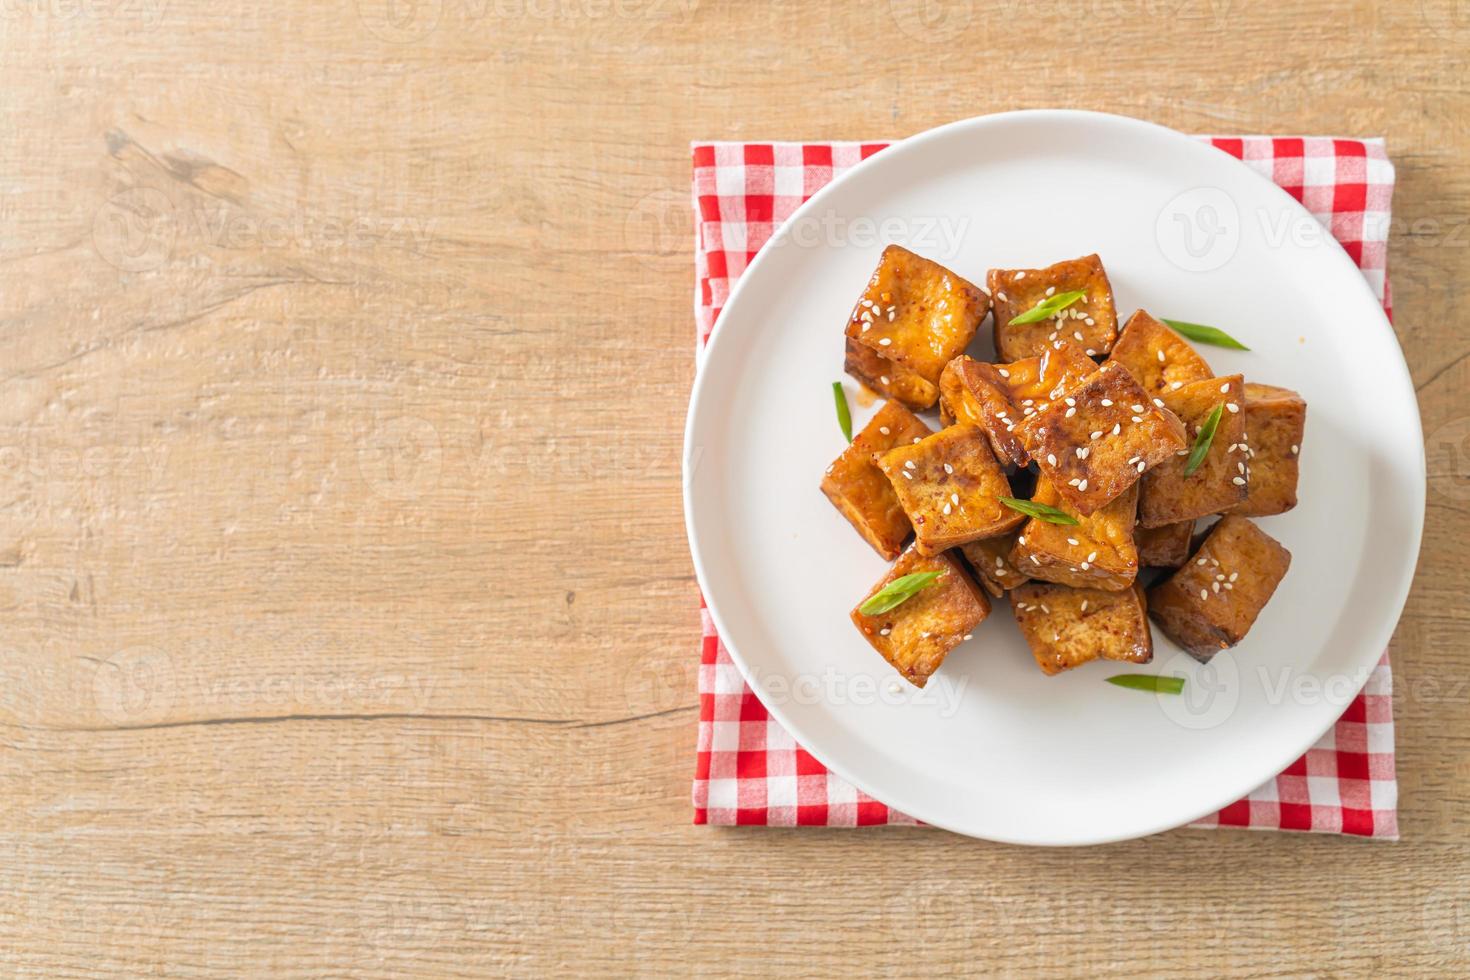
691,136,1399,838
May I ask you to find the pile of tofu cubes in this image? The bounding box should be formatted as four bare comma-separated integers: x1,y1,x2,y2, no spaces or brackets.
823,246,1302,686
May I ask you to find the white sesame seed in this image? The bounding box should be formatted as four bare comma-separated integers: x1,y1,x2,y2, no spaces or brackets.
1216,574,1226,581
1226,402,1239,413
1046,286,1056,296
862,323,871,332
1213,581,1221,593
1065,407,1076,418
1199,588,1208,600
1220,382,1230,393
951,493,959,505
1080,562,1090,570
904,460,915,470
995,555,1004,567
1111,423,1121,436
943,502,952,515
943,463,954,474
1077,447,1090,460
1090,430,1102,440
1237,462,1246,474
1068,478,1081,487
879,426,890,435
1224,582,1233,590
880,628,891,635
1047,453,1058,466
1085,318,1095,326
1080,600,1089,612
1131,416,1143,423
963,633,973,641
1078,479,1089,492
1171,381,1183,390
997,291,1007,302
1232,476,1246,485
1100,399,1113,406
1074,331,1084,342
1017,536,1026,545
913,437,922,444
1197,558,1207,565
1086,349,1096,356
879,337,892,346
1136,461,1146,472
921,631,930,638
1015,271,1026,280
1064,397,1076,406
1154,398,1165,408
1087,551,1097,562
1157,350,1166,363
998,368,1010,378
880,375,890,385
1030,555,1041,565
888,310,895,321
1229,572,1238,582
1291,444,1299,455
1040,603,1050,613
901,471,913,480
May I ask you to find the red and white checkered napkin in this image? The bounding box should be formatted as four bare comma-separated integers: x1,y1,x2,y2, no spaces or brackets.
691,137,1400,837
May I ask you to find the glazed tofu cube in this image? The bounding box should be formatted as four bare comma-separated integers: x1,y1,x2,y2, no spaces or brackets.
1015,360,1188,516
1106,310,1214,394
876,425,1026,555
1138,375,1248,527
844,245,990,409
1229,383,1306,517
1136,521,1194,569
988,254,1118,361
939,343,1095,466
1011,582,1153,676
1147,515,1292,662
845,337,939,411
821,401,934,560
959,532,1030,597
851,546,991,687
1010,478,1139,591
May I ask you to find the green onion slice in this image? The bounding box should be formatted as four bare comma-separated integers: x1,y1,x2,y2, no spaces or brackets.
858,572,942,616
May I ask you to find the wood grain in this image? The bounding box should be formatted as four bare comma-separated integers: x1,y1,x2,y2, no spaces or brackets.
2,0,1468,974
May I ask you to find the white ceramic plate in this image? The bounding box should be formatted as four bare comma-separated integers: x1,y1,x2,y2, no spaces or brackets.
682,110,1423,845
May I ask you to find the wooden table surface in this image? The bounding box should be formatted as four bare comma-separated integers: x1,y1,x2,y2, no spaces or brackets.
2,1,1468,975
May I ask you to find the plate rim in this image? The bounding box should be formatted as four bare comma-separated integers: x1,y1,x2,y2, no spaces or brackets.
682,108,1425,845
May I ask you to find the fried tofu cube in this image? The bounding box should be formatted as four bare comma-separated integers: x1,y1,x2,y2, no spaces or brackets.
959,532,1030,597
844,245,990,409
1010,478,1139,591
1229,383,1306,517
1015,360,1188,516
876,425,1025,556
845,337,939,410
851,546,991,687
1147,515,1292,662
821,401,934,560
988,254,1118,361
1011,582,1153,676
1106,310,1214,394
1136,521,1194,568
1137,375,1248,527
939,343,1095,466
